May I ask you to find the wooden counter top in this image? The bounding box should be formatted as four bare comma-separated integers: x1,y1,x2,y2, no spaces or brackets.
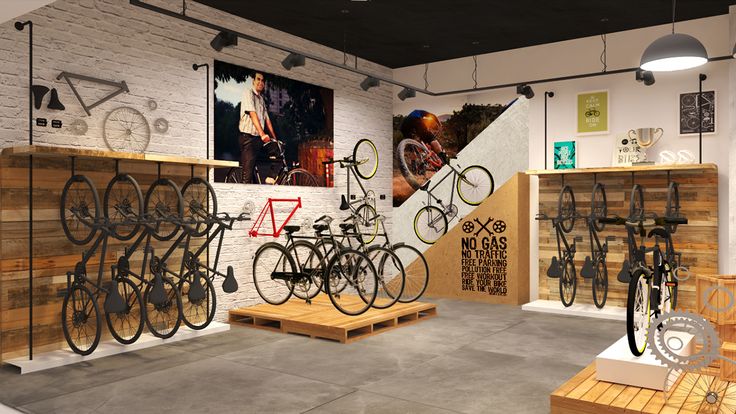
526,163,717,175
2,145,239,168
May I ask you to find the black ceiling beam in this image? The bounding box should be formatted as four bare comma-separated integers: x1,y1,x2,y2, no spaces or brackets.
130,0,733,98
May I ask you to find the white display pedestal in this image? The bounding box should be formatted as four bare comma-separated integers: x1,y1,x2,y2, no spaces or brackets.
522,299,625,321
595,332,694,390
5,322,229,374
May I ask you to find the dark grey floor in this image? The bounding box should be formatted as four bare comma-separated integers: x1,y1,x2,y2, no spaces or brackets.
0,298,623,414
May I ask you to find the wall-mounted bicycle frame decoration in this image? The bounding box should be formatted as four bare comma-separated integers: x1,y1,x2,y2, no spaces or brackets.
56,71,130,116
249,197,302,238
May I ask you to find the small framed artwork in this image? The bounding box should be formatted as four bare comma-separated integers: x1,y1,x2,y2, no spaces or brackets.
554,141,576,170
679,90,715,135
577,90,609,135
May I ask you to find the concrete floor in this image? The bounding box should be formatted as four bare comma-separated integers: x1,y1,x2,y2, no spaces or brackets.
0,298,623,414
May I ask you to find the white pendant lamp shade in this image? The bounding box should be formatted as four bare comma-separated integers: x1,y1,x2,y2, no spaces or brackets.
640,33,708,72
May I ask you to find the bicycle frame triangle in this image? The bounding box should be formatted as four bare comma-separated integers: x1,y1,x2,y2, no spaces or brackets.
56,71,130,116
249,197,302,237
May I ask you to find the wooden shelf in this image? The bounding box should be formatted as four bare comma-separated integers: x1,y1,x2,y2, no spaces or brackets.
1,145,239,168
526,163,717,176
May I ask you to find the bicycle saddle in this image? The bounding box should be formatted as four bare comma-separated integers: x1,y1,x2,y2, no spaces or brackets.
312,224,329,232
222,266,238,293
339,223,355,231
419,181,430,191
580,256,595,279
617,261,631,284
103,280,128,314
339,195,350,211
546,256,562,278
283,225,301,234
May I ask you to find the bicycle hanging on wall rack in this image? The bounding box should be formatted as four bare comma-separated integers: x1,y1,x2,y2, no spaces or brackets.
412,155,494,244
580,180,615,309
536,181,583,307
224,139,318,186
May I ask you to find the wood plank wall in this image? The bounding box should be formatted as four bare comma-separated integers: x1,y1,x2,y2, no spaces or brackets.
0,155,206,362
537,167,718,309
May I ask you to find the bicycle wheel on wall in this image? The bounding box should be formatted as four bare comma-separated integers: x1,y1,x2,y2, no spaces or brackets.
413,206,447,244
179,271,216,330
592,259,608,309
397,139,440,190
60,175,101,245
392,243,429,303
253,243,296,305
626,269,651,356
665,182,681,234
591,183,607,232
181,177,217,237
558,185,576,233
456,165,494,206
62,284,101,355
559,259,577,307
353,138,379,180
629,184,645,222
144,276,183,339
105,278,144,345
103,173,143,241
144,179,184,241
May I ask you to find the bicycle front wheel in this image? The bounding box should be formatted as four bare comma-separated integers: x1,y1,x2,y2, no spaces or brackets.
62,284,101,355
282,168,319,186
179,272,217,330
393,244,429,303
104,173,143,241
592,259,608,309
253,243,296,305
353,138,379,180
558,185,576,233
326,249,378,315
144,276,183,339
367,246,405,309
181,177,217,237
559,259,577,307
355,203,379,244
626,269,651,356
60,175,101,245
105,278,144,345
457,165,494,206
413,206,448,244
144,179,184,241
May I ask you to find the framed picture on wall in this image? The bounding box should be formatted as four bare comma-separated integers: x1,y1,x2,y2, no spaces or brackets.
679,90,715,135
576,90,609,135
553,141,576,169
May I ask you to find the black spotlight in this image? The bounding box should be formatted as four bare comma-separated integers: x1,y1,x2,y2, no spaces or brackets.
397,87,416,101
516,84,534,99
635,69,655,86
281,53,305,70
360,76,380,91
210,31,238,52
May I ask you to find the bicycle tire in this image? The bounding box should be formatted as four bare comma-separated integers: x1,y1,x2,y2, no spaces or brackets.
353,138,379,180
591,183,607,232
225,167,242,183
288,240,325,300
105,277,145,345
397,138,437,190
60,175,101,245
179,272,216,330
629,184,645,221
592,259,608,309
144,276,183,339
355,203,379,244
665,182,680,234
103,173,143,241
558,185,576,233
144,178,184,241
62,283,101,355
282,168,319,186
312,238,345,293
253,242,296,305
559,259,577,307
393,243,429,303
325,249,378,316
181,177,217,237
367,245,405,309
456,165,494,206
626,268,651,356
660,262,677,312
413,205,448,244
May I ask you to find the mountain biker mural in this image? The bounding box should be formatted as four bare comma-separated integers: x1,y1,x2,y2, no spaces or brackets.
213,60,333,186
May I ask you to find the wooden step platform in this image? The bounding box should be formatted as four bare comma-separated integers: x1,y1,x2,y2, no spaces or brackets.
551,363,736,413
228,296,437,343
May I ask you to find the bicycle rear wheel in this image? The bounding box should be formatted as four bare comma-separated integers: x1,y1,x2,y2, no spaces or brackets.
367,245,405,309
144,276,183,339
253,243,296,305
558,185,576,233
591,183,607,232
355,203,379,244
592,259,608,309
60,175,100,245
626,269,651,356
393,244,429,303
457,165,494,206
559,259,577,307
105,278,144,345
413,206,448,244
62,284,101,355
326,249,378,315
629,184,645,221
397,139,439,190
179,271,216,330
181,177,217,237
353,138,379,180
144,179,184,241
282,168,319,186
104,174,143,241
289,241,325,300
665,182,681,234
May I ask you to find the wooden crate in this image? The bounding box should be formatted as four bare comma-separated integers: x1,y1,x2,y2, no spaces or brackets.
697,274,736,325
551,363,736,413
228,295,437,343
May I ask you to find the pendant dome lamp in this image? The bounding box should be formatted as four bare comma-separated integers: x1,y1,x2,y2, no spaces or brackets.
640,0,708,72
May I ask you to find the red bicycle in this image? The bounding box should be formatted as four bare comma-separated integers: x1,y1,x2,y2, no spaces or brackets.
249,197,302,237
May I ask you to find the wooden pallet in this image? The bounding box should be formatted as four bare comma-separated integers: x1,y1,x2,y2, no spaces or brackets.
551,363,736,413
228,296,437,343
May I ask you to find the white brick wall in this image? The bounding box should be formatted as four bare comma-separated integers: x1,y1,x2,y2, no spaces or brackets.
0,0,394,321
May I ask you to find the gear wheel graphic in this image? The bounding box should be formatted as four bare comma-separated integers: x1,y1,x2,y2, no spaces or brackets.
647,310,719,371
493,220,506,233
462,221,474,233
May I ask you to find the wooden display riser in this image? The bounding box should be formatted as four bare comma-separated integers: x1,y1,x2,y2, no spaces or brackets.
551,363,736,413
228,296,437,343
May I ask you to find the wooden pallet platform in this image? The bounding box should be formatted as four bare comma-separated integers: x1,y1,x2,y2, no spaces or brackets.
228,296,437,343
551,363,736,413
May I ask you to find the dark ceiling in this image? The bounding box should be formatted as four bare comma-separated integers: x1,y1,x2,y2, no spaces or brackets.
194,0,733,68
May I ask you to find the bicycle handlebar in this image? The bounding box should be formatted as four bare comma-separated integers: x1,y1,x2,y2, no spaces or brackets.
315,215,333,224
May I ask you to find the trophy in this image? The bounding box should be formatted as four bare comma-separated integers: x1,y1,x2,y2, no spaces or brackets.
628,128,663,164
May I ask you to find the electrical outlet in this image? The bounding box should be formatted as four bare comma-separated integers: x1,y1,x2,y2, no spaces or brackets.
35,118,47,127
379,194,386,200
51,119,62,128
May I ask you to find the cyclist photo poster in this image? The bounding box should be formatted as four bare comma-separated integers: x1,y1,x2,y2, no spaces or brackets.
576,90,609,135
213,60,334,186
392,103,506,207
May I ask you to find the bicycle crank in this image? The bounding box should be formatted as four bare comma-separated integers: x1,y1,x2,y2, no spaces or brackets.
445,204,459,221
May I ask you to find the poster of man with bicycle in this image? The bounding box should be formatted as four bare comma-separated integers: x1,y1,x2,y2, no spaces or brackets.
213,60,334,186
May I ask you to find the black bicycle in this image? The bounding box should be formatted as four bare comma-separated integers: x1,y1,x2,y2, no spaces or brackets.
580,183,615,308
224,139,318,186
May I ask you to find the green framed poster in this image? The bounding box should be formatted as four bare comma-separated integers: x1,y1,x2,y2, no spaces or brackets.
577,90,609,135
554,141,576,169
